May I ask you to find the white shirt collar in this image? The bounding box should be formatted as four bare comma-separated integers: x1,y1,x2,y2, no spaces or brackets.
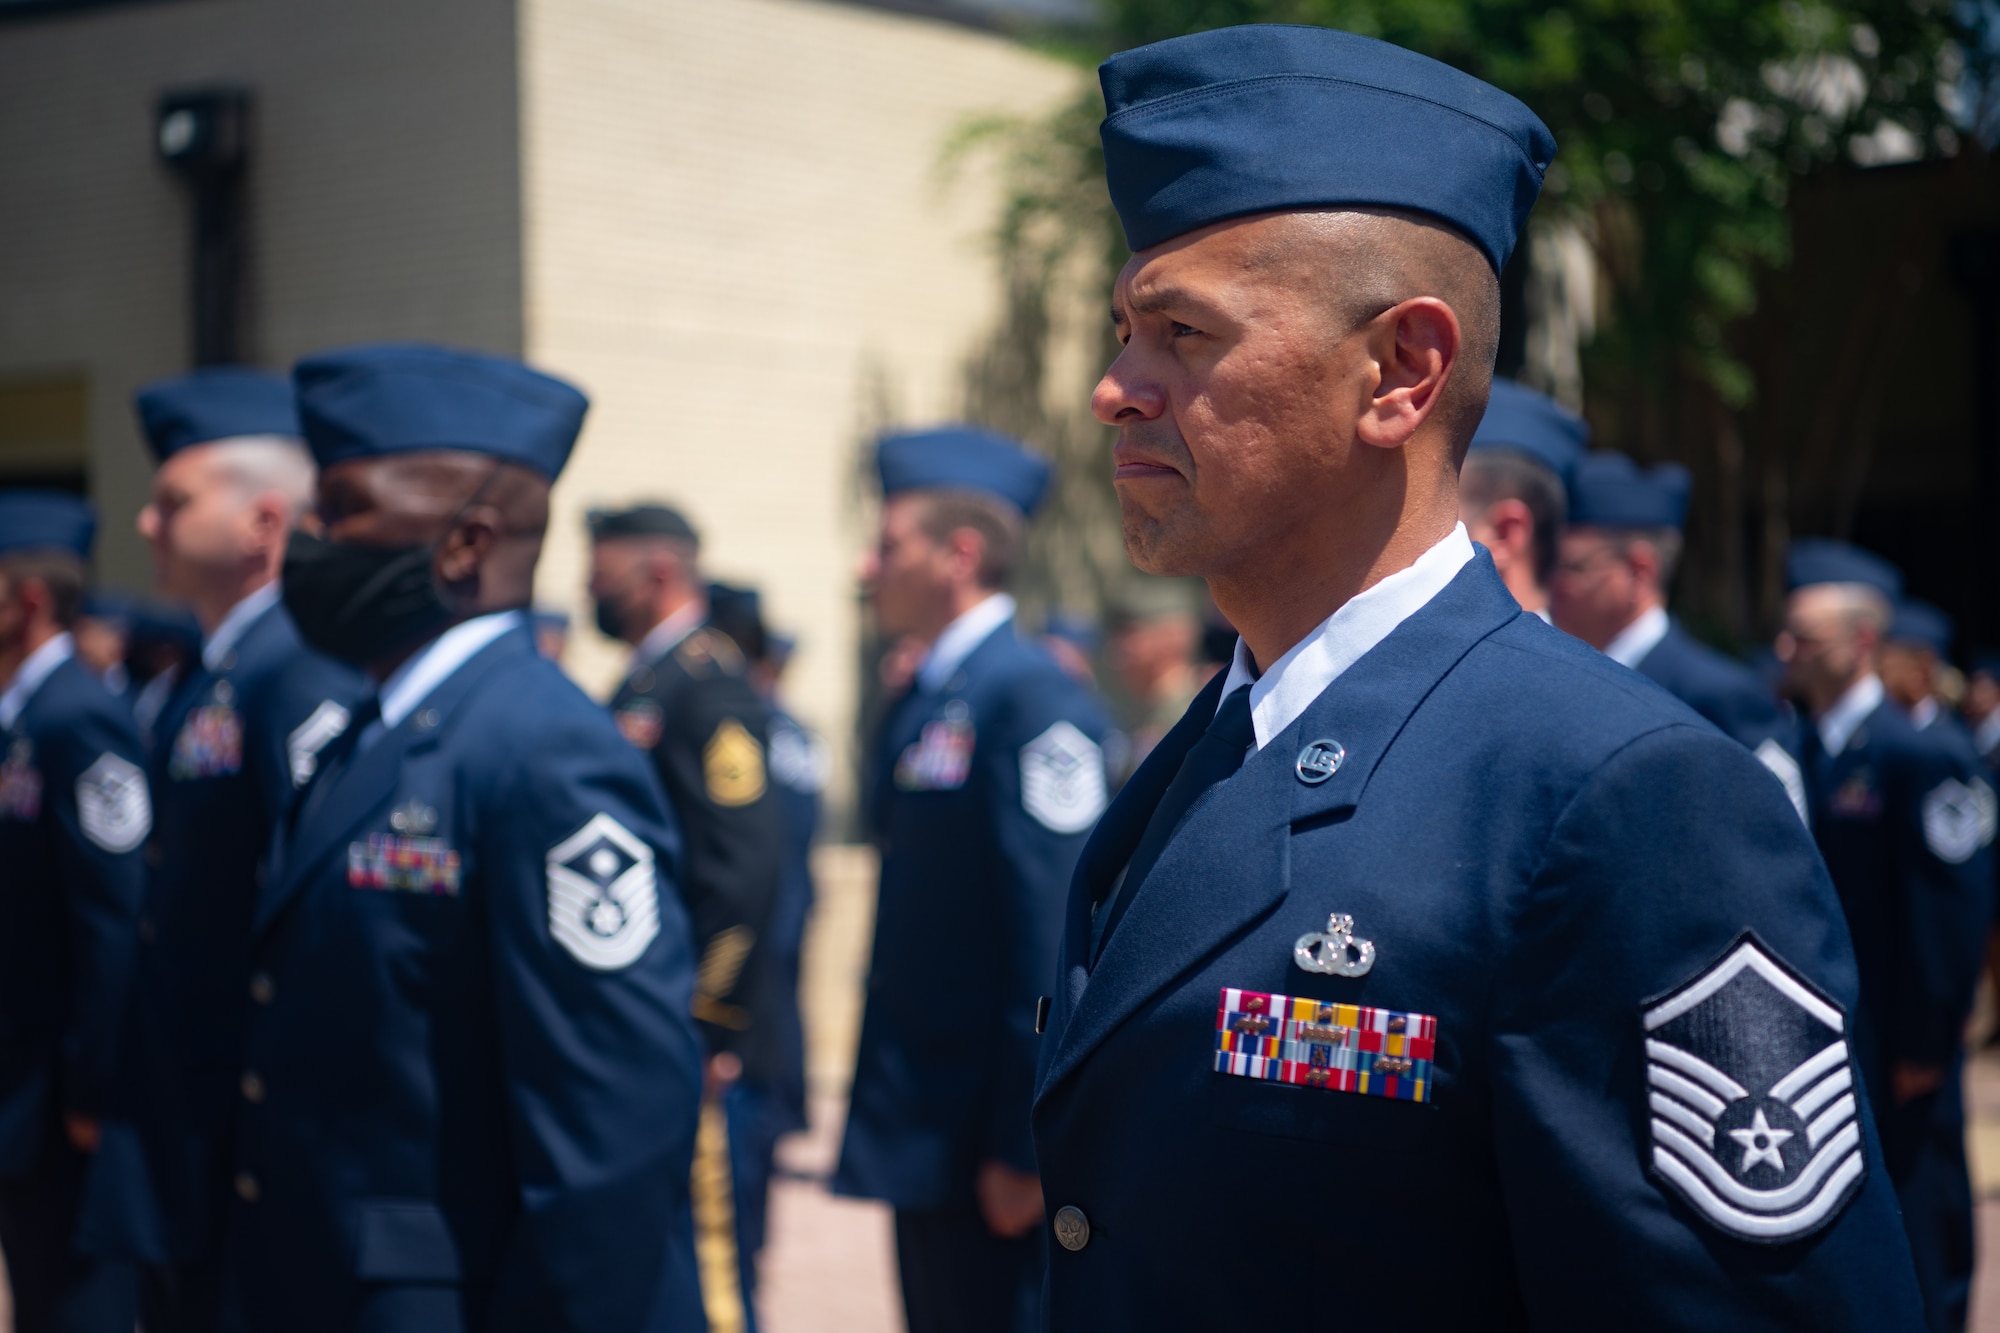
1909,696,1940,730
633,598,709,669
202,581,282,671
917,593,1015,694
0,633,76,731
1602,604,1671,670
376,611,522,733
1818,673,1885,757
1218,524,1476,750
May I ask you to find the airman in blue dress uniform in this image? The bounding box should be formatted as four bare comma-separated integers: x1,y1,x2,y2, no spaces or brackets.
1883,599,1963,737
0,491,147,1332
1032,25,1926,1330
1551,452,1801,810
1458,378,1584,620
835,429,1112,1333
212,343,704,1332
1778,539,1995,1333
78,367,367,1327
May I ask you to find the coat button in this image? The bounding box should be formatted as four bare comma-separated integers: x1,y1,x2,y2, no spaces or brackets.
248,973,274,1005
240,1072,265,1103
234,1171,260,1203
1052,1205,1090,1252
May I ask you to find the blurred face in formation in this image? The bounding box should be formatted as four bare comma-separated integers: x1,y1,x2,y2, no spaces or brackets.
1877,643,1935,711
587,538,672,645
1550,530,1649,651
1112,613,1197,701
139,447,257,600
1776,585,1879,709
859,494,961,643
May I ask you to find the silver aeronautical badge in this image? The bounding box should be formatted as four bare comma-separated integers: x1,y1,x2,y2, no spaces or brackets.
389,799,439,835
1295,913,1375,977
1642,932,1864,1243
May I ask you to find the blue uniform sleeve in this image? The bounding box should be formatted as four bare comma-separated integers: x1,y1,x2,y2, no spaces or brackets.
1884,739,1995,1068
480,705,705,1332
44,699,151,1117
981,676,1110,1174
1490,724,1925,1330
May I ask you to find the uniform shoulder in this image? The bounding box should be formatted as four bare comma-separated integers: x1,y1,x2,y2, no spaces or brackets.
967,630,1108,730
1459,614,1720,757
26,658,143,767
672,627,749,680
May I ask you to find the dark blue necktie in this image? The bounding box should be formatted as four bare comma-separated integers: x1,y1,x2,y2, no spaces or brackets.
1092,684,1254,961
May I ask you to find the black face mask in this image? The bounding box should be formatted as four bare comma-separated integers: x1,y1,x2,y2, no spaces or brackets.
282,530,456,668
593,591,629,642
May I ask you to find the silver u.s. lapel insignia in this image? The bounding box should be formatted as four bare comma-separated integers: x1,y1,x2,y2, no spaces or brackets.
1295,913,1375,977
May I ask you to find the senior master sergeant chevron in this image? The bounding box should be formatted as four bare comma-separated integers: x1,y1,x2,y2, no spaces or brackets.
1029,24,1927,1330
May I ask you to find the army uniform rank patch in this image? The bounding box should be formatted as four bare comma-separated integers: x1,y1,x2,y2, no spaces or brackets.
614,700,665,751
76,752,151,854
348,833,462,896
0,739,41,821
546,812,660,971
1921,777,1997,865
894,703,974,792
704,718,767,807
168,702,244,780
1642,932,1864,1243
1214,988,1436,1104
287,699,352,788
1020,721,1107,834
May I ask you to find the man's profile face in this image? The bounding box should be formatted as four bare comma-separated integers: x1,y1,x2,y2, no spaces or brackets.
1776,587,1869,701
313,456,461,548
1550,530,1640,649
859,495,951,641
586,539,659,644
1093,215,1364,579
138,445,254,599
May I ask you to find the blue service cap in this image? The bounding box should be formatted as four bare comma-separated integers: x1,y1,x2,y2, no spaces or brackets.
1098,25,1556,272
293,343,588,482
81,588,141,623
0,490,95,559
1968,650,2000,679
1888,600,1954,657
876,427,1051,517
134,366,300,462
1042,610,1101,652
1785,538,1903,600
1567,452,1692,530
1467,379,1588,490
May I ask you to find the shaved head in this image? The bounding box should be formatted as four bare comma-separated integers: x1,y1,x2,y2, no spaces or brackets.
1242,209,1501,455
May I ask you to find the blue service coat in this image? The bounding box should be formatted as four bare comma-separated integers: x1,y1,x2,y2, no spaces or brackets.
1633,617,1786,749
1033,556,1924,1330
218,625,704,1333
0,653,149,1178
836,618,1111,1208
756,708,823,1133
84,596,363,1262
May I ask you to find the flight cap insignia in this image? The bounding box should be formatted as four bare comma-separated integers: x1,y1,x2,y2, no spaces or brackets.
1641,932,1864,1243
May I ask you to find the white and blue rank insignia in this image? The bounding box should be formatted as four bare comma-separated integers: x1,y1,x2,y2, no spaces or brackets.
1642,933,1864,1243
546,812,660,971
1019,721,1107,833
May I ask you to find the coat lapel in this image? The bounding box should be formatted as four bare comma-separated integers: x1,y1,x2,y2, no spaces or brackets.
252,629,525,936
1036,554,1522,1103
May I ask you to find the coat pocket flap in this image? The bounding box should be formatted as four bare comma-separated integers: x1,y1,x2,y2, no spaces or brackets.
354,1200,461,1282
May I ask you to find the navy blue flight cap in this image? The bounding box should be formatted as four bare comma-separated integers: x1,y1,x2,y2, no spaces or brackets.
1098,25,1556,272
1468,379,1588,491
134,366,300,462
1888,600,1954,657
293,343,588,482
1567,452,1692,530
1785,538,1904,601
0,489,96,559
876,427,1052,517
81,588,140,624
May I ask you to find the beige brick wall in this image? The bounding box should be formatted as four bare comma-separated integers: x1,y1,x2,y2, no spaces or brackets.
519,0,1081,822
0,0,524,586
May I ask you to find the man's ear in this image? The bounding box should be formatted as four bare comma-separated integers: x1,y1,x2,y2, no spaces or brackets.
945,526,987,588
1354,296,1461,451
247,494,290,557
435,509,498,586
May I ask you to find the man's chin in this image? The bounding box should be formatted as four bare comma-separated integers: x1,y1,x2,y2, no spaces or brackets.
1120,511,1200,579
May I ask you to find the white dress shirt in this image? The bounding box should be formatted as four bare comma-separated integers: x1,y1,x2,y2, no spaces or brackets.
0,633,76,731
1217,525,1477,750
1602,605,1671,670
1817,674,1885,758
356,611,523,752
916,593,1016,694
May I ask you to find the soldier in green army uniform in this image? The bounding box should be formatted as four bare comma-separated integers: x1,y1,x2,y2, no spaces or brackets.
586,503,784,1333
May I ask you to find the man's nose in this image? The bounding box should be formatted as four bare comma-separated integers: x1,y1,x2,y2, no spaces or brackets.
1092,349,1166,426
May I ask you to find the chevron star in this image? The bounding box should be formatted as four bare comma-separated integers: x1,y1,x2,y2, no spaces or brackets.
1727,1109,1795,1175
